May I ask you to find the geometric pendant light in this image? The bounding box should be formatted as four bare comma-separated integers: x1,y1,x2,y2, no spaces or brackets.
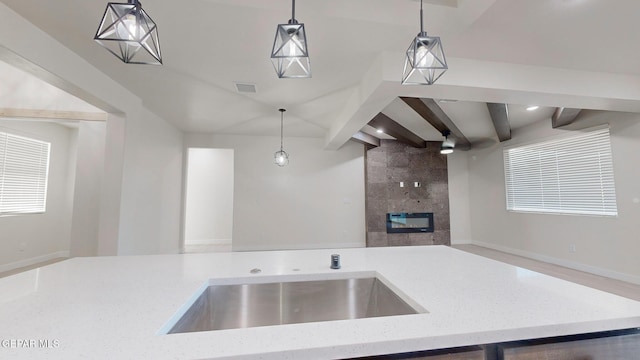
274,109,290,167
94,0,162,65
271,0,311,78
402,0,447,85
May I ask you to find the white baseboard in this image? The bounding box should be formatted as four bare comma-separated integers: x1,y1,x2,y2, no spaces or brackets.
470,240,640,286
233,242,365,252
451,239,473,245
184,239,231,246
0,251,69,274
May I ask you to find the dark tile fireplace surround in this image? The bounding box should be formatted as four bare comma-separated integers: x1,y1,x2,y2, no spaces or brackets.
366,140,450,247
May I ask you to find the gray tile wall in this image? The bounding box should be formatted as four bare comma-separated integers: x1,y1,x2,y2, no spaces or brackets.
366,140,450,247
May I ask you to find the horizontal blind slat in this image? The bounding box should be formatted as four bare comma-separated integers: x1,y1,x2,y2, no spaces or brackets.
503,128,617,217
0,131,51,215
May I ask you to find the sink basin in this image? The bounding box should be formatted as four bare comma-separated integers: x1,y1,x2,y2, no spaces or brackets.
167,274,423,333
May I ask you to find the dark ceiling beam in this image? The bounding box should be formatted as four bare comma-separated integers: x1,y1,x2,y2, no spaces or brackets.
351,131,380,148
486,103,511,142
552,107,582,128
399,97,471,150
368,112,426,148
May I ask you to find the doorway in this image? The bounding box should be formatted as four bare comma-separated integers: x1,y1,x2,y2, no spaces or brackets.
183,148,234,253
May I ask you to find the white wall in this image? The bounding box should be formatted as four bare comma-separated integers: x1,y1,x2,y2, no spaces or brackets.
117,108,184,255
466,111,640,283
97,114,125,256
447,151,472,244
184,148,234,245
0,4,184,257
0,120,76,270
69,121,106,257
184,134,366,251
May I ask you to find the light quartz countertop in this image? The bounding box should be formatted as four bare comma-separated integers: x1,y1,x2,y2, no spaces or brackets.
1,246,640,359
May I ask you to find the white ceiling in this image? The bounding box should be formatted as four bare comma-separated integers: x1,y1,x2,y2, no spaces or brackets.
446,0,640,76
2,0,639,145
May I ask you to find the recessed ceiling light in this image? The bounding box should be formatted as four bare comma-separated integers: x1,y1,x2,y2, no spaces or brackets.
526,105,539,111
376,129,384,134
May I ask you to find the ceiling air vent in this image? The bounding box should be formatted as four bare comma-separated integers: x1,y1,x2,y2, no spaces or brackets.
234,82,257,94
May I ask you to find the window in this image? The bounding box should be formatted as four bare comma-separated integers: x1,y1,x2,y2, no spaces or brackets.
0,131,51,215
503,127,617,216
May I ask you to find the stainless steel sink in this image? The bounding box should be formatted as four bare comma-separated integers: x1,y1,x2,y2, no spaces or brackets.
167,275,422,333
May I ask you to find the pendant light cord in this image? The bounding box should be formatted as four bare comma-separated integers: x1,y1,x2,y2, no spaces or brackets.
279,109,286,151
420,0,424,34
288,0,298,25
292,0,296,21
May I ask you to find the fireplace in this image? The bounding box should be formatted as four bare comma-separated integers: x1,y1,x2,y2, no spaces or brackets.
386,213,434,234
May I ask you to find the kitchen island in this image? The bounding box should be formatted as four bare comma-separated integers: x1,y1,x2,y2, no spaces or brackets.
1,246,639,359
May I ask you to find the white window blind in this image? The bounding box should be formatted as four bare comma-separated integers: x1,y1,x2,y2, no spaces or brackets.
0,131,51,215
503,127,617,216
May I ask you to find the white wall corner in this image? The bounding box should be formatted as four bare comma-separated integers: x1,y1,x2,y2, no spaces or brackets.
447,151,472,244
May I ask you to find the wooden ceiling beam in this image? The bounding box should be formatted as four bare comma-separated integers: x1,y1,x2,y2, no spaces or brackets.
486,103,511,142
399,97,471,150
552,107,582,128
0,108,107,121
368,112,426,148
351,131,380,148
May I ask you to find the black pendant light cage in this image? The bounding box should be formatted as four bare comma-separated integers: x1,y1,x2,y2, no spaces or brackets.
402,0,447,85
271,0,311,78
95,0,162,65
274,109,290,166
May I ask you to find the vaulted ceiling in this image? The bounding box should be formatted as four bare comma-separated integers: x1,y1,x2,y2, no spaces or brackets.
2,0,640,149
